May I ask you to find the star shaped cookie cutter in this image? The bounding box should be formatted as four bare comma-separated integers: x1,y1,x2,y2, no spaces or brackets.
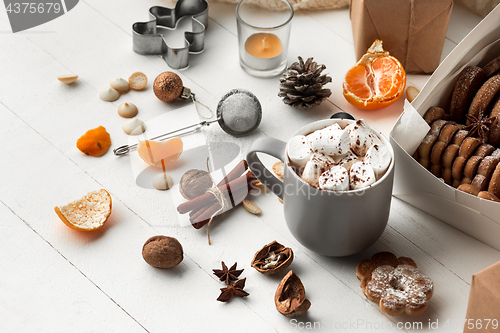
132,0,208,70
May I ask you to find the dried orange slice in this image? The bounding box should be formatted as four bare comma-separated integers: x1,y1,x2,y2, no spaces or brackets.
137,137,183,168
343,40,406,110
55,189,112,231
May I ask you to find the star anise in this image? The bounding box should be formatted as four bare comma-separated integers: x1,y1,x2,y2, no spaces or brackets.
213,261,243,285
217,278,249,302
465,114,496,142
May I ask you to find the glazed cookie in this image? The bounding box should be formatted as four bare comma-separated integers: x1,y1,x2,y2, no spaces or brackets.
479,191,500,202
450,66,486,123
417,120,448,169
461,144,494,184
458,183,500,202
357,252,433,317
488,162,500,198
467,75,500,124
441,130,468,185
471,149,500,191
457,183,480,196
483,56,500,77
487,96,500,147
451,137,481,187
430,123,459,177
423,107,446,125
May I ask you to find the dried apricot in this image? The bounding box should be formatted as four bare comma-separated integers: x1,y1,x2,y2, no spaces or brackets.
77,126,111,156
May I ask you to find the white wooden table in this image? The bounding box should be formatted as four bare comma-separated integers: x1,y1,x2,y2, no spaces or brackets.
1,1,499,332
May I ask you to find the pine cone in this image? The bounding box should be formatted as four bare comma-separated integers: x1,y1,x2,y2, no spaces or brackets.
278,57,332,109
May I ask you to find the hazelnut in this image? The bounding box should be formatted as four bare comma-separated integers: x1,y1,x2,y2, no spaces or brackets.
142,235,183,269
275,271,311,317
179,169,214,200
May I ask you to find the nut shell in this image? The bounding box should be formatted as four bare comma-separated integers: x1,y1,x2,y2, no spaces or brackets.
179,169,214,200
275,270,311,317
58,74,78,85
251,240,293,275
142,235,183,269
153,72,184,102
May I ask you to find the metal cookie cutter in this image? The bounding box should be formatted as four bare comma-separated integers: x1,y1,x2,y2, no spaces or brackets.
132,0,209,70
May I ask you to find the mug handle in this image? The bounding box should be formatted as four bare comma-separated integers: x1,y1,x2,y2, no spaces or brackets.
330,111,355,120
246,137,287,200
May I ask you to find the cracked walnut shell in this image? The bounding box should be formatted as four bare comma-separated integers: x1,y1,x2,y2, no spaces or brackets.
251,240,293,275
275,271,311,317
142,235,183,269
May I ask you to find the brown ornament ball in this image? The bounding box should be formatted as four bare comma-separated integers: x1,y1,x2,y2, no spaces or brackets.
153,72,184,102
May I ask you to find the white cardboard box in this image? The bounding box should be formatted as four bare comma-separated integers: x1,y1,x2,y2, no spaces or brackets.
390,5,500,251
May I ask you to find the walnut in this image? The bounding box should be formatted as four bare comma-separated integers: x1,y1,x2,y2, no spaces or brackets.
179,169,214,200
251,241,293,274
275,271,311,317
142,235,183,269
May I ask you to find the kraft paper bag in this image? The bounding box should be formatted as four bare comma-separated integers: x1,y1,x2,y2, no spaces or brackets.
465,261,500,332
350,0,453,74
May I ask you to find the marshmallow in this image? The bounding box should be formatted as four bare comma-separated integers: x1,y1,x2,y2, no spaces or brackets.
324,123,342,131
319,166,349,191
349,162,376,190
287,135,313,167
308,128,350,157
336,150,360,171
301,153,335,187
345,119,382,156
365,144,391,178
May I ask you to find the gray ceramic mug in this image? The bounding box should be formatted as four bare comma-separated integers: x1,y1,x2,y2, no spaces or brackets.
246,117,395,256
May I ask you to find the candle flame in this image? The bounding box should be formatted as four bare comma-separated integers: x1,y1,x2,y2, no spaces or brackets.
262,37,267,50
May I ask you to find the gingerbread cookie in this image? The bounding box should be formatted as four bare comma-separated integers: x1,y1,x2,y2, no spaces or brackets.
450,66,486,123
430,123,459,177
483,56,500,77
461,144,494,184
423,107,446,125
487,96,500,147
417,120,448,170
471,149,500,191
467,75,500,124
452,137,481,186
458,183,500,202
442,130,468,185
488,162,500,198
356,252,433,316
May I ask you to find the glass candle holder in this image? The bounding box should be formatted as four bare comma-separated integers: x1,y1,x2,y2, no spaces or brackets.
236,0,294,78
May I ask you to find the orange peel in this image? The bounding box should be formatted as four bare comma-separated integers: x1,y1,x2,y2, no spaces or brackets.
55,189,112,231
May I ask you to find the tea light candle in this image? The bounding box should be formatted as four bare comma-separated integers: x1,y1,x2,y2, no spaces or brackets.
236,0,293,76
242,33,284,71
245,33,282,59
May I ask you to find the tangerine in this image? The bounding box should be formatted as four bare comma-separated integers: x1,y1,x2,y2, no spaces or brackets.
343,40,406,110
137,137,183,168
